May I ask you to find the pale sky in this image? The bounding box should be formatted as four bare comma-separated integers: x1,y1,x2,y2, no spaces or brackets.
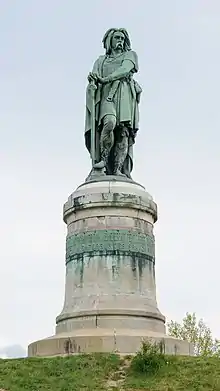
1,0,220,355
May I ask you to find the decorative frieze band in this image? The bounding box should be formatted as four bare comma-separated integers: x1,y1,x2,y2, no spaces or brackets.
66,229,155,263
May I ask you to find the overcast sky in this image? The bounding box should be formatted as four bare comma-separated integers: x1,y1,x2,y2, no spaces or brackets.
1,0,220,355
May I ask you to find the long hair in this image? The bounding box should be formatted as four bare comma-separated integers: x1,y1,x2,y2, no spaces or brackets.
102,28,131,55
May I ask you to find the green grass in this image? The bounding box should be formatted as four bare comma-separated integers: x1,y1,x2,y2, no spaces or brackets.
0,354,220,390
125,355,220,390
0,354,120,391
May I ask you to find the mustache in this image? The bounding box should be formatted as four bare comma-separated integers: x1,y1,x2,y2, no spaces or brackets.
116,42,123,47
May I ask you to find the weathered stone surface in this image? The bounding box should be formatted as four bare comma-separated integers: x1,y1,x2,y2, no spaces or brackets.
57,180,163,332
28,179,193,357
28,329,194,357
68,215,153,235
63,180,157,224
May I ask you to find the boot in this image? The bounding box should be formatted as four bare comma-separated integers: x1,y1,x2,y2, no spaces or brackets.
113,159,126,176
93,148,109,170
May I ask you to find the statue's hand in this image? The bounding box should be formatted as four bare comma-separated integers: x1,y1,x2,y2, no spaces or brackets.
88,73,112,84
95,76,105,84
88,72,98,83
97,75,112,84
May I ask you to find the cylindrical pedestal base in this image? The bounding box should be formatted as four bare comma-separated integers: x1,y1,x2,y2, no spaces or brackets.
28,329,194,357
58,179,164,336
28,178,193,356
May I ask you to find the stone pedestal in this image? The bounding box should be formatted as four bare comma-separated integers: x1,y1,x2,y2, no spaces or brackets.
28,178,193,356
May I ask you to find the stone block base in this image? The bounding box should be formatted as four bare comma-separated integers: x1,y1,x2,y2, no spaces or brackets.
28,328,193,357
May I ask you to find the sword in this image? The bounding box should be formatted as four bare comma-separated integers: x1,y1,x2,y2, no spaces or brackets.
89,79,97,167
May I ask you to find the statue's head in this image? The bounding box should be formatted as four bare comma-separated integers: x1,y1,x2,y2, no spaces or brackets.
102,28,131,55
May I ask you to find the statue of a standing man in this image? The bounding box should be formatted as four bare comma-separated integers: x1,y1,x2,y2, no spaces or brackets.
85,28,142,179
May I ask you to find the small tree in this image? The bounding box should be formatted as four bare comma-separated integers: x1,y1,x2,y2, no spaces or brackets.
167,312,220,357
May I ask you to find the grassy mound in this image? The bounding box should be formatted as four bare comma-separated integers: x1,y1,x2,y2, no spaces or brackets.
0,352,220,390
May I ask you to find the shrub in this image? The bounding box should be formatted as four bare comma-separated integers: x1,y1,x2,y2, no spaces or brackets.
131,339,168,375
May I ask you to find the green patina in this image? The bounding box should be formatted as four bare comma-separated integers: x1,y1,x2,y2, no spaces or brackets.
66,229,155,263
85,28,142,180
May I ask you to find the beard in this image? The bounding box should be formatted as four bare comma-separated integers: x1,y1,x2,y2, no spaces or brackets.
116,43,123,50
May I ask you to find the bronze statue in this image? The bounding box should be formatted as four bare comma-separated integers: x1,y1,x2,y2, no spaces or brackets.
85,28,142,180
